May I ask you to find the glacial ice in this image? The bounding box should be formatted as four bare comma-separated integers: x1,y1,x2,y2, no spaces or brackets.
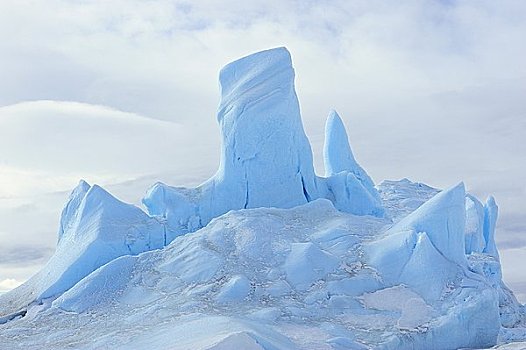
1,47,525,349
366,182,468,270
465,194,486,255
142,47,384,242
323,110,383,217
57,179,90,243
484,195,500,258
0,181,165,318
143,47,319,240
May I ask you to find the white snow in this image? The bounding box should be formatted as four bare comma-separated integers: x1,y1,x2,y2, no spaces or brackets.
284,242,339,291
216,275,252,303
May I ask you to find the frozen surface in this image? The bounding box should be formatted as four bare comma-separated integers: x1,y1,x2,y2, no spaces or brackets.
1,47,525,349
142,48,384,242
0,180,524,349
377,182,468,266
143,47,319,240
323,110,383,217
0,181,165,319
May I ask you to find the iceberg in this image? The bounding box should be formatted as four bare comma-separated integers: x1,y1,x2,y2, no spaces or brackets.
143,47,319,241
0,181,165,318
143,48,384,242
0,47,524,350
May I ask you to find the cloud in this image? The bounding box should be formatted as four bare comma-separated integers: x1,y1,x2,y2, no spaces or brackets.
0,245,53,266
0,278,22,293
2,1,523,122
0,101,219,198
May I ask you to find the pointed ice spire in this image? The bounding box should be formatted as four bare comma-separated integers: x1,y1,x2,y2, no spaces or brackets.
323,110,377,189
324,110,359,176
58,179,91,243
483,196,499,259
387,182,467,265
464,194,486,255
1,182,166,318
322,110,383,217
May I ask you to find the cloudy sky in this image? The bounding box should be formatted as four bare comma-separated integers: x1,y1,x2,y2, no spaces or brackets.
0,0,525,300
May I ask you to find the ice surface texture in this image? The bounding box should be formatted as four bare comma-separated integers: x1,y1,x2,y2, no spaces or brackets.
1,47,525,349
0,181,165,318
143,47,383,241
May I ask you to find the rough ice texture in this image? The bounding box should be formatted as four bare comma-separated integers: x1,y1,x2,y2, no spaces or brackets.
465,194,486,254
0,181,165,318
143,47,384,242
2,184,514,349
143,47,319,240
1,48,524,349
322,110,384,216
484,195,500,258
369,182,468,267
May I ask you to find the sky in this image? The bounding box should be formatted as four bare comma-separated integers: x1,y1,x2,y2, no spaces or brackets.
0,0,525,300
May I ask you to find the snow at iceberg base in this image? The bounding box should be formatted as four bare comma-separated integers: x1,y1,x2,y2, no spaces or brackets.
1,47,525,349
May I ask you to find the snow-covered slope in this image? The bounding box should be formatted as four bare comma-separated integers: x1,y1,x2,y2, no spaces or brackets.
0,47,524,349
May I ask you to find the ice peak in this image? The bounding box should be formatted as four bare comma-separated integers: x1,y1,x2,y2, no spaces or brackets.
322,110,384,216
77,179,90,189
80,184,120,212
323,110,377,188
483,195,499,258
58,179,91,243
388,182,467,265
324,110,358,176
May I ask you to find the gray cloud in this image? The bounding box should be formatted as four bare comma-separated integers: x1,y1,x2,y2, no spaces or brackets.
0,245,53,266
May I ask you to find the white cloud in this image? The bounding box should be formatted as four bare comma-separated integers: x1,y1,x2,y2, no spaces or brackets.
0,278,22,293
0,100,220,198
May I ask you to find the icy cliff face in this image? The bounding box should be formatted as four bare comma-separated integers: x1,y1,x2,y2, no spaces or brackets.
143,48,383,241
215,47,318,210
144,48,318,237
366,182,468,271
0,181,165,320
1,47,525,349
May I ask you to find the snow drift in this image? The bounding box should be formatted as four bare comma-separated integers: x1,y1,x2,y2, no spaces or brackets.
1,47,525,349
